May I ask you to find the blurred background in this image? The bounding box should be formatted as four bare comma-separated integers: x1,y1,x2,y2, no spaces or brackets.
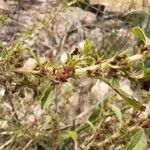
0,0,150,149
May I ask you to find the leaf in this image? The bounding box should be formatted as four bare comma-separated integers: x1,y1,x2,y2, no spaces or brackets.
116,89,144,110
70,59,80,67
86,120,96,132
132,27,150,45
15,43,24,53
84,57,94,66
139,62,145,73
0,43,9,59
2,47,9,59
40,84,55,109
84,39,93,54
111,104,122,123
126,128,147,150
62,130,78,150
111,78,120,90
144,68,150,80
67,52,80,67
88,106,101,122
67,52,72,64
101,78,144,110
67,130,78,143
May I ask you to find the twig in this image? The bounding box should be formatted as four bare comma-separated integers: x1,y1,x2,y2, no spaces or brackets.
0,137,15,150
13,68,40,75
11,53,147,79
75,53,145,76
22,133,39,150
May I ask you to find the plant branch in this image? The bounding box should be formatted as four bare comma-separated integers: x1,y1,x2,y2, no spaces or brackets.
10,52,148,80
75,53,146,76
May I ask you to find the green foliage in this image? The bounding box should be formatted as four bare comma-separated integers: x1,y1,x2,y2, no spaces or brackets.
102,78,144,110
111,104,122,123
67,53,80,67
88,106,101,122
67,130,78,142
132,27,150,45
111,78,120,90
40,84,55,109
66,130,78,149
126,128,147,150
144,68,150,80
84,38,93,54
116,89,144,110
0,43,10,59
86,120,96,132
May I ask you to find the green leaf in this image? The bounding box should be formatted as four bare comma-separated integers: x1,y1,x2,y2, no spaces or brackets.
144,68,150,80
86,120,96,132
67,52,80,67
126,128,147,150
70,59,80,67
66,130,78,149
1,47,9,59
84,57,94,66
40,84,55,109
139,62,145,73
132,27,150,45
115,89,144,110
16,43,23,53
111,78,120,90
101,79,144,110
67,130,78,142
84,39,93,54
88,106,101,122
67,52,72,64
0,43,10,59
111,104,122,123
